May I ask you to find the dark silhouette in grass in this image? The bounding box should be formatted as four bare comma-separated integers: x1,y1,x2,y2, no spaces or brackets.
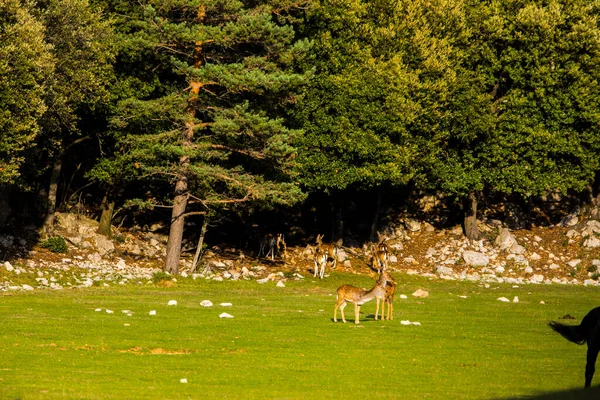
549,307,600,388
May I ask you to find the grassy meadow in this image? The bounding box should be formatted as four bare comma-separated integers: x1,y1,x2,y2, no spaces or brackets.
1,272,599,399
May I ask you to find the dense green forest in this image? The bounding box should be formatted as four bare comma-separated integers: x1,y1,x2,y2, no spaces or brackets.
2,0,600,273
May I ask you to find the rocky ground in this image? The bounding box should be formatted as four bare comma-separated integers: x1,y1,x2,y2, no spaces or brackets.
1,211,600,292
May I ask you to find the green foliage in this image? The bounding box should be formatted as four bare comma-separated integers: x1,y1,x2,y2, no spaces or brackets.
151,271,173,284
0,0,53,186
39,236,68,253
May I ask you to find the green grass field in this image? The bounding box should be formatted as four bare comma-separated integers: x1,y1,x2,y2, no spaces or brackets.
1,272,599,399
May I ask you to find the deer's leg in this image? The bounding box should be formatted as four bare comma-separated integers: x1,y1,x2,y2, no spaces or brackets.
334,299,343,322
388,299,393,320
586,339,600,388
354,304,360,324
313,260,318,277
340,301,348,323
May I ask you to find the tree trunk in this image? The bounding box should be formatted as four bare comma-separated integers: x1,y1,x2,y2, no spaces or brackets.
192,217,209,272
97,191,115,237
463,191,480,240
163,4,205,275
164,173,189,274
42,149,64,237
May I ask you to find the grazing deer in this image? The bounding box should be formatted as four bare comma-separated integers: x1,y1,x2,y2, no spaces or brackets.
315,234,343,270
258,233,286,261
313,246,328,279
334,268,389,324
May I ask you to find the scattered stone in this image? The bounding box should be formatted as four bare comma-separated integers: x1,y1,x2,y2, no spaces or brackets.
200,300,213,307
495,228,517,250
463,251,490,267
540,301,545,304
106,309,114,314
168,300,177,306
497,297,510,302
180,378,188,384
220,303,232,307
513,296,519,303
219,313,234,319
412,289,429,298
149,310,156,315
4,261,13,272
399,294,408,299
276,281,286,287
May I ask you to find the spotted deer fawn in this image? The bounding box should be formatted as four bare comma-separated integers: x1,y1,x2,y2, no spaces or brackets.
333,266,389,324
258,233,286,261
315,234,343,270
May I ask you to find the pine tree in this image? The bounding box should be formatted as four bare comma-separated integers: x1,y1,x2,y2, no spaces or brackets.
98,0,313,273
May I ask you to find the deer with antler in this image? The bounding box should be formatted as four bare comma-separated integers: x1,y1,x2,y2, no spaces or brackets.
334,265,389,324
372,231,390,271
315,234,343,272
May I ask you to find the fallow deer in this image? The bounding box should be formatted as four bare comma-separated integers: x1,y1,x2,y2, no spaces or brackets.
313,246,328,279
372,232,389,271
377,270,396,321
333,267,389,324
315,234,343,270
258,233,286,261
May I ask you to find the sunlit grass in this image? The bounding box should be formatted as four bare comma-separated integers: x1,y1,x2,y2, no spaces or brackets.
0,272,598,399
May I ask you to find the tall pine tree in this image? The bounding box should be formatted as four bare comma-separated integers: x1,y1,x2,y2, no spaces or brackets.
99,0,312,273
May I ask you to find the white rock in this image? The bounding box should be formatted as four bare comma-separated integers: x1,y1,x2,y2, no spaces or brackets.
220,303,232,307
200,300,213,307
149,310,156,315
95,308,102,312
168,300,177,306
463,251,490,267
540,301,545,304
567,259,582,268
495,228,516,250
411,322,421,326
219,313,234,319
513,296,519,303
584,237,600,248
399,294,408,299
106,309,114,314
116,259,127,269
22,284,34,291
497,297,510,302
276,281,286,287
180,378,188,384
400,320,411,325
412,289,429,298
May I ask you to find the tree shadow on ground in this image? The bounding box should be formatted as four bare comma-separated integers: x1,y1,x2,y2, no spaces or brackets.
500,386,600,400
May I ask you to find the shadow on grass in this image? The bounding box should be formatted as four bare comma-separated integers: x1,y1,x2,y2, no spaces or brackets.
500,386,600,400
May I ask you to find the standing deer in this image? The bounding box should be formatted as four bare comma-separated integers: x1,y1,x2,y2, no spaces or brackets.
258,233,286,261
372,232,389,271
376,270,396,321
549,307,600,388
334,267,389,324
315,234,343,270
313,246,328,279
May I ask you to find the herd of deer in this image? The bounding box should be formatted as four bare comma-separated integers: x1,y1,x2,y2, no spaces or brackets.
258,231,396,325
